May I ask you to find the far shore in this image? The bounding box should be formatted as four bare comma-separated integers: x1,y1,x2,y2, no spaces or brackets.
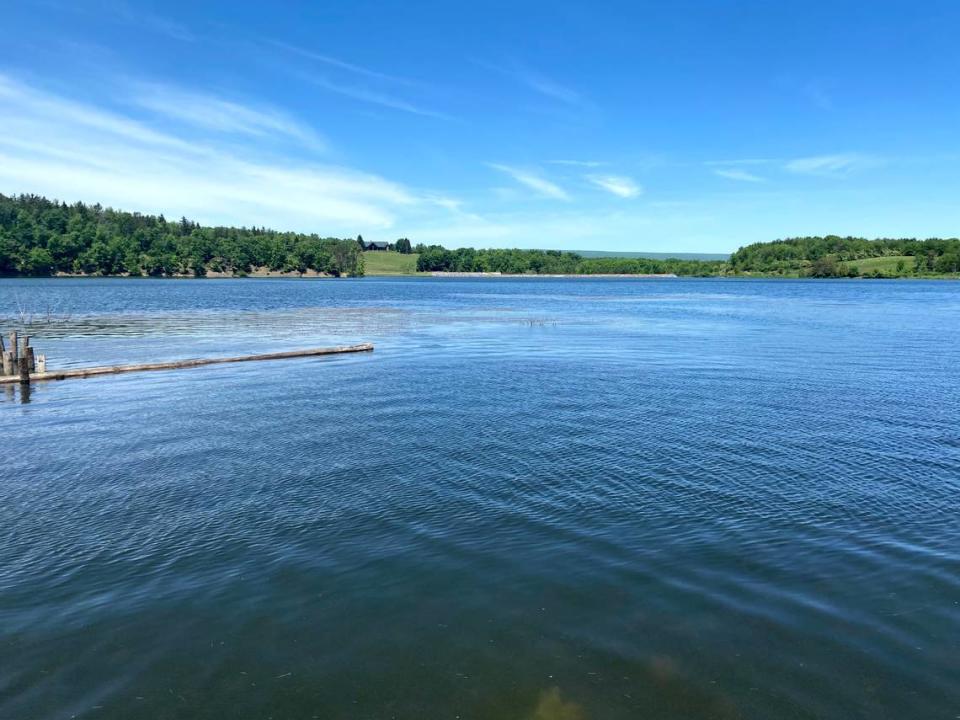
0,271,952,281
428,271,679,278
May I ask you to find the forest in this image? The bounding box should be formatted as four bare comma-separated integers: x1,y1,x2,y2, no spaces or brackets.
730,236,960,276
0,194,364,277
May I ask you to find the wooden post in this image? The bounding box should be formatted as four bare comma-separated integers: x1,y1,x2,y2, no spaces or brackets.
0,334,5,354
18,356,30,385
37,354,46,374
1,351,12,376
20,337,35,373
9,331,17,362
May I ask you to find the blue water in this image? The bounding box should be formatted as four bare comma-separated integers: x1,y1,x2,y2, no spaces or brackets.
1,277,958,719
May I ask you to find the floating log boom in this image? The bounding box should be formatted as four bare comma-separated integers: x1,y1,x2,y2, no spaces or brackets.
0,343,374,385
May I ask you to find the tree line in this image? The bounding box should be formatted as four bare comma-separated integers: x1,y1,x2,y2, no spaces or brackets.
414,237,960,277
2,194,960,278
730,235,960,276
0,194,363,277
413,245,723,275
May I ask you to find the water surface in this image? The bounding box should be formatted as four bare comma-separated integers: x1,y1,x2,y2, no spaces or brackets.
1,277,958,719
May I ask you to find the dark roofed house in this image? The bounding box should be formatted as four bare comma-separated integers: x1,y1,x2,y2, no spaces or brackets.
363,241,391,251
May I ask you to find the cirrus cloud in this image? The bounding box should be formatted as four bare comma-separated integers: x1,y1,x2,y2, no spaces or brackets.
486,163,571,200
0,73,454,235
713,168,765,183
784,153,881,176
586,174,643,198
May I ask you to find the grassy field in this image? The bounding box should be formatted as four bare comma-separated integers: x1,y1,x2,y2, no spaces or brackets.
362,251,421,275
840,255,913,275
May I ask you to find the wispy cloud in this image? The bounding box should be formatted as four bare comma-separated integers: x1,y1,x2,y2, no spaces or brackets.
703,158,772,166
268,40,416,86
131,84,326,150
486,163,570,200
424,194,466,213
784,153,880,176
267,40,446,117
516,67,580,104
586,174,643,198
550,159,606,167
713,168,765,183
112,2,195,42
479,60,582,105
300,75,447,118
0,73,438,233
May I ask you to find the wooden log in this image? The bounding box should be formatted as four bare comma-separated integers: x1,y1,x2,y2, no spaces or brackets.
18,356,30,385
1,351,12,376
0,343,374,385
37,354,46,374
25,347,35,374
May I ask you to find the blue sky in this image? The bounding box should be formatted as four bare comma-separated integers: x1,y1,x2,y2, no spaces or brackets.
2,1,959,252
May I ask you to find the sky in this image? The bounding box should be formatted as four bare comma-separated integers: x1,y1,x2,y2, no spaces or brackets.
2,0,960,252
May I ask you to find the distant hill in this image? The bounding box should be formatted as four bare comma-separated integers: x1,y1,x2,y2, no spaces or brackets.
574,250,730,261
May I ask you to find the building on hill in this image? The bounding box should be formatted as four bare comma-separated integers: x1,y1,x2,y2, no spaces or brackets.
362,240,391,251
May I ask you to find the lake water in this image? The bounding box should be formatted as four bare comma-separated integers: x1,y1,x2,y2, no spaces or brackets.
1,277,958,719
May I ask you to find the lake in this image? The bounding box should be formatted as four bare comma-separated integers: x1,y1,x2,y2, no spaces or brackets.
1,277,958,719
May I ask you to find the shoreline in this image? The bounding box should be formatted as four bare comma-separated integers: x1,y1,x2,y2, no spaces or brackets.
0,271,956,281
428,271,679,278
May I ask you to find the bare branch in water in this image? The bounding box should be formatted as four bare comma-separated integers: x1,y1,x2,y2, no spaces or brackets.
3,291,73,327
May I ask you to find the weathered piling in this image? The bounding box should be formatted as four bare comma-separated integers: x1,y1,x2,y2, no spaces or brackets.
0,343,374,385
18,356,30,385
37,354,46,374
9,331,17,363
1,351,11,376
22,338,35,372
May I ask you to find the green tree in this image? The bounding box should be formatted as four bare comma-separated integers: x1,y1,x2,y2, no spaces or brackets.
22,247,55,275
935,252,960,273
808,256,841,278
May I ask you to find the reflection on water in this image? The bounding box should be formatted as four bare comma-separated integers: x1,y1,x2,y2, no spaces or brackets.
1,277,959,719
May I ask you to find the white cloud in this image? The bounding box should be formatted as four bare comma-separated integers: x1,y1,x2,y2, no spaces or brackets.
423,194,465,212
703,158,772,166
0,74,436,233
784,153,880,176
517,69,580,104
112,2,195,41
713,168,765,183
550,159,606,167
479,60,582,105
269,40,417,86
267,40,444,117
132,84,326,150
586,174,643,198
303,75,447,118
486,163,570,200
